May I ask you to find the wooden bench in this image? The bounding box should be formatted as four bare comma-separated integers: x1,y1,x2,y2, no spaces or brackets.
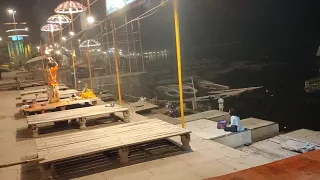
35,119,191,179
23,84,66,91
27,105,130,137
21,89,78,104
22,98,99,116
20,85,68,96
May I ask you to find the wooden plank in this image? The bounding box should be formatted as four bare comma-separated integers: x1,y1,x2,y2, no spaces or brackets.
22,89,78,103
36,119,191,163
23,84,66,91
20,85,68,96
127,102,159,112
23,98,99,113
27,105,128,125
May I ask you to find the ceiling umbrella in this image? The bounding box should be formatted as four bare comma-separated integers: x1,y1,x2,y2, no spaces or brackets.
79,39,101,90
47,14,71,42
54,1,87,32
41,24,61,44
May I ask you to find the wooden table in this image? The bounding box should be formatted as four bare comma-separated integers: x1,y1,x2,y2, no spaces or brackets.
21,89,78,104
20,85,68,96
23,98,99,116
35,118,191,179
27,105,130,137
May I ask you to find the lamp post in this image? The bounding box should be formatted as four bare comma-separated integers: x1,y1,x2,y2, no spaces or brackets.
8,9,18,39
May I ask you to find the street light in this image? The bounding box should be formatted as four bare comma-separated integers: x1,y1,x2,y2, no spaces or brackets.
87,16,95,24
8,9,18,39
62,36,67,41
69,31,75,36
0,37,2,41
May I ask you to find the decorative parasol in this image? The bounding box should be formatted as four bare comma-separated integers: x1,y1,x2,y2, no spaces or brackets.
47,15,71,42
79,39,101,90
55,1,87,32
54,1,87,14
41,24,61,44
47,14,71,24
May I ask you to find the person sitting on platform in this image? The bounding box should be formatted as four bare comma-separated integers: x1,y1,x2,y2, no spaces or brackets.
46,57,60,103
224,108,244,132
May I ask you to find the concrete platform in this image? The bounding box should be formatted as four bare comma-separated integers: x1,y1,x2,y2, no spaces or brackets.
183,110,230,123
241,117,279,142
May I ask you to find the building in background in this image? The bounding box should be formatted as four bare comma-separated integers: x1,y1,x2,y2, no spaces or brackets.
3,21,31,67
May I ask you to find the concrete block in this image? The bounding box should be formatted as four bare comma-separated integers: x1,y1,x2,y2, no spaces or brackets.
242,117,279,142
213,130,252,148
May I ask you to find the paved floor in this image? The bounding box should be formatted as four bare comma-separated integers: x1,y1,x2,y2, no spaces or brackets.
207,150,320,180
0,89,276,180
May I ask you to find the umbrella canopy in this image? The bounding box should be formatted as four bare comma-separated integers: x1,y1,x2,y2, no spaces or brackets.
79,39,101,48
47,14,71,24
55,1,87,14
26,55,48,64
41,24,61,32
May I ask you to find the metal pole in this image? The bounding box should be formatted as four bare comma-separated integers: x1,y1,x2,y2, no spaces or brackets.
130,22,137,72
173,0,185,128
138,20,145,72
87,47,93,90
106,22,112,75
125,14,132,74
111,19,122,105
12,12,18,37
71,42,77,90
40,40,45,81
191,77,197,111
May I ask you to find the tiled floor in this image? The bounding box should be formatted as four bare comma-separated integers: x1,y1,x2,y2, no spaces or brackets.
0,87,305,180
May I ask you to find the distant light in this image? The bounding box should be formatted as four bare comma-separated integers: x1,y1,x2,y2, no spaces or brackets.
8,9,15,14
97,49,101,52
103,51,107,54
69,31,75,36
36,46,40,49
0,37,2,41
45,50,49,54
49,45,52,48
55,50,61,55
78,39,81,42
87,16,95,24
62,36,67,41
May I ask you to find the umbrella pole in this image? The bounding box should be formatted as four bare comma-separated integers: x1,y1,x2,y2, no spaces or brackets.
87,47,93,90
111,19,122,105
51,31,54,45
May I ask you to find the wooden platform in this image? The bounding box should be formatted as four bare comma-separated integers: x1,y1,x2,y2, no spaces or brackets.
127,102,159,113
27,105,130,137
207,150,320,180
35,119,191,178
20,85,68,96
22,89,78,104
23,98,99,115
23,84,65,91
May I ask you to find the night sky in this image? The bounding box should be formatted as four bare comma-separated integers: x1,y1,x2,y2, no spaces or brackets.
0,0,320,62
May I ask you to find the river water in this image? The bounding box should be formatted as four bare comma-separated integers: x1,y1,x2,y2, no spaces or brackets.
146,59,320,132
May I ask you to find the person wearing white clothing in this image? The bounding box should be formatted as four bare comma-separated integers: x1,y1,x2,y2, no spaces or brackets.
218,97,224,111
224,108,244,132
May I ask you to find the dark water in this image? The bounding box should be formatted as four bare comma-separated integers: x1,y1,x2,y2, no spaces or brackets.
214,65,320,132
146,59,320,132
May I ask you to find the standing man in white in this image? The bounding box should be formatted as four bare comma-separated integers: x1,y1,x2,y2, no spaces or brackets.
218,97,224,111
